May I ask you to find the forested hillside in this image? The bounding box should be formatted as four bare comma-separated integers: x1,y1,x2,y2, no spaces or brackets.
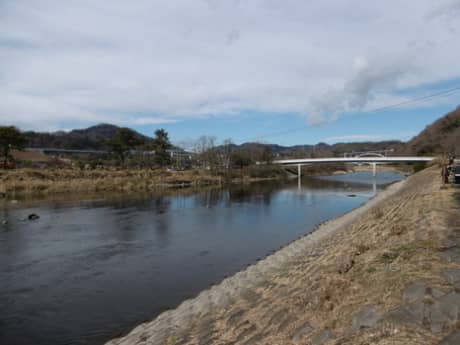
23,124,152,150
403,106,460,156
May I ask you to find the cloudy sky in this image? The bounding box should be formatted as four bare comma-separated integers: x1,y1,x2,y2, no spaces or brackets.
1,0,460,145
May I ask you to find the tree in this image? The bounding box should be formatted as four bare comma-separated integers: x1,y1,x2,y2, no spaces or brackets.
230,149,253,168
107,128,143,162
221,138,234,169
194,135,217,169
153,129,172,167
0,126,26,168
260,145,274,164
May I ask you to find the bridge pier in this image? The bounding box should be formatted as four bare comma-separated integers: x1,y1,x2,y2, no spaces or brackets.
298,164,301,190
372,162,377,177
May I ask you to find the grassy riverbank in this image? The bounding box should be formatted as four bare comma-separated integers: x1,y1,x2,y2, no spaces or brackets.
106,166,460,345
0,166,288,197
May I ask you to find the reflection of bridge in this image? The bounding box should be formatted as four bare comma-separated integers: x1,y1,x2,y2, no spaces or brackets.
273,156,434,177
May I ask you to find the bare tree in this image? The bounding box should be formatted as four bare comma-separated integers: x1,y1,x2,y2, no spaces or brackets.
221,138,233,169
194,135,217,169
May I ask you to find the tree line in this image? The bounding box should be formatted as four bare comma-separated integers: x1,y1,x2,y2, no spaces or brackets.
0,126,274,169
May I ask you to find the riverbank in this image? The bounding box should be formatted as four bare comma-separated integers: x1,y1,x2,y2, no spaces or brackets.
0,164,407,198
106,166,460,345
0,166,286,198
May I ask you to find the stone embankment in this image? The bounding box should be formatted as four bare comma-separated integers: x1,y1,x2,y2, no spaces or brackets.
107,167,460,345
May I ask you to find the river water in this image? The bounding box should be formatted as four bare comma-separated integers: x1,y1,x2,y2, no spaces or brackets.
0,171,403,345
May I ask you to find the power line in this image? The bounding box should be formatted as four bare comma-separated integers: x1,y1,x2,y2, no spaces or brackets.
245,85,460,143
364,86,460,113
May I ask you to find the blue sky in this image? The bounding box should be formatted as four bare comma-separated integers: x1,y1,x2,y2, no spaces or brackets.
135,94,459,147
1,0,460,147
136,76,460,147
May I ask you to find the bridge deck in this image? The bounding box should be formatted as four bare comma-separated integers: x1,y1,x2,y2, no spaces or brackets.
273,156,434,165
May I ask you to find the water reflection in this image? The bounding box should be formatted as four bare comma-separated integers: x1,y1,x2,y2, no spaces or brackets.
0,171,403,345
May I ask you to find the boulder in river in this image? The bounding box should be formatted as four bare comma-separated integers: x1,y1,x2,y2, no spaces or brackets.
28,214,40,220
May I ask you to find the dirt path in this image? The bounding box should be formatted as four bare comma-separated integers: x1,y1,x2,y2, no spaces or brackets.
106,167,460,345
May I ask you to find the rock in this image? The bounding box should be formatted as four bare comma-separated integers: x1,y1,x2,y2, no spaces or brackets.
403,282,429,303
226,309,245,326
442,269,460,285
268,308,288,326
454,280,460,292
28,214,40,220
439,247,460,263
432,288,446,299
440,330,460,345
388,291,460,334
277,314,297,332
352,305,381,330
311,329,335,345
430,292,460,330
291,321,314,342
385,305,423,327
1,219,7,225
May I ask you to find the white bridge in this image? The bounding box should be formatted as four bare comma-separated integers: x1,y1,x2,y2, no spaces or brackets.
273,156,434,177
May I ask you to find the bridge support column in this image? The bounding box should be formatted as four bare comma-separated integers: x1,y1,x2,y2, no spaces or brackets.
372,162,377,177
298,164,301,190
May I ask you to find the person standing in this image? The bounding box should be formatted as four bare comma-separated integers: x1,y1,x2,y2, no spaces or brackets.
442,165,449,184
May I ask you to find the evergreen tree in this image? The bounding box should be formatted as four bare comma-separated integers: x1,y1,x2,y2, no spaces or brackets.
107,128,143,162
153,129,172,167
0,126,26,168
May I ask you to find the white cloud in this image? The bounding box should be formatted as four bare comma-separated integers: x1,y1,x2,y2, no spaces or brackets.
427,0,460,19
0,0,459,130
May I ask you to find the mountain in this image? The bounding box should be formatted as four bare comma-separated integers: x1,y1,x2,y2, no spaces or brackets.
23,124,153,150
227,140,403,158
18,105,460,156
403,106,460,156
21,123,403,156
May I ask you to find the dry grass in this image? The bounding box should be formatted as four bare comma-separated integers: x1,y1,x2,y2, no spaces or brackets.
0,168,223,197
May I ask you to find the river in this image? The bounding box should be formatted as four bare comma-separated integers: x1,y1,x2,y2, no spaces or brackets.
0,171,403,345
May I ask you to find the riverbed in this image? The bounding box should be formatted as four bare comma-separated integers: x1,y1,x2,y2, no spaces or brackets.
0,171,403,345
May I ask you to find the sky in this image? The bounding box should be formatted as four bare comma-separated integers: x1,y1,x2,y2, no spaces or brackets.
1,0,460,147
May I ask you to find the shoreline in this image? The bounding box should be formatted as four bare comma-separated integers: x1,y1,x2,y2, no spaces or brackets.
105,174,408,344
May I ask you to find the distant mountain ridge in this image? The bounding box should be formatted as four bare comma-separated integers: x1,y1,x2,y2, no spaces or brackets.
23,124,153,150
21,123,403,157
19,105,460,157
223,141,403,158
